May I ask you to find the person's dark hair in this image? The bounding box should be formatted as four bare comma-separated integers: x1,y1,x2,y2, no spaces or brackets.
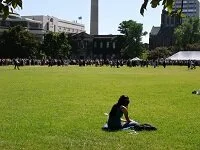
109,95,130,117
117,95,130,106
192,91,197,94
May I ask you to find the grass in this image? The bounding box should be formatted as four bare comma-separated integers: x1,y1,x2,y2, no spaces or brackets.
0,65,200,150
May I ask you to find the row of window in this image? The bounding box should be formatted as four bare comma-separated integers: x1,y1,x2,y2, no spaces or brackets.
0,21,27,28
175,0,198,4
182,9,197,12
28,22,42,29
186,13,198,17
94,41,116,49
162,15,180,25
174,5,197,9
58,26,81,33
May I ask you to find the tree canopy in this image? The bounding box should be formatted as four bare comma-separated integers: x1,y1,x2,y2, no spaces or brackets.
0,25,40,58
140,0,183,16
147,47,171,60
118,20,147,58
174,17,200,49
0,0,22,19
42,32,71,59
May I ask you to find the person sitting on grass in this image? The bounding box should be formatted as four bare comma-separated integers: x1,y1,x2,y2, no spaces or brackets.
107,95,139,130
106,95,157,131
192,90,200,95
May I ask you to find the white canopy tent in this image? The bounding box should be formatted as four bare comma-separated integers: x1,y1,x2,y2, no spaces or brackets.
131,57,141,61
167,51,200,60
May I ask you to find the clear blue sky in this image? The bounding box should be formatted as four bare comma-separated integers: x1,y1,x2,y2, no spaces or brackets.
17,0,163,43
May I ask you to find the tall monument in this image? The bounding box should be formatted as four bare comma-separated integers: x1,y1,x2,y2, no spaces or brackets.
90,0,98,35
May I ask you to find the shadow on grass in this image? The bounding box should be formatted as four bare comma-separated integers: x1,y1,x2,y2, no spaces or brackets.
102,123,157,132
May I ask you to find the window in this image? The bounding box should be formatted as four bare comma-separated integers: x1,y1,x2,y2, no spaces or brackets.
94,41,97,48
106,42,109,48
187,9,196,12
81,40,84,48
54,25,56,32
171,16,174,25
100,42,103,48
47,22,49,30
167,17,169,25
113,42,116,49
50,18,53,22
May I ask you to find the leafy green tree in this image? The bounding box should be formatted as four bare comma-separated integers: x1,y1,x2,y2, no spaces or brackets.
0,0,22,19
174,17,200,49
57,32,71,58
0,25,39,58
140,43,149,60
42,32,71,59
185,43,200,51
141,0,181,16
118,20,147,58
42,32,59,58
148,47,171,60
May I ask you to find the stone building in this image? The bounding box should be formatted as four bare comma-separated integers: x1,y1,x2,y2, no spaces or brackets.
149,0,200,50
69,32,123,59
0,13,85,41
149,10,181,50
22,15,85,34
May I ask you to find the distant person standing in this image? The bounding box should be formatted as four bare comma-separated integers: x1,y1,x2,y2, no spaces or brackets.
163,60,166,68
153,60,157,68
190,60,196,69
13,58,20,70
187,60,190,69
117,60,120,68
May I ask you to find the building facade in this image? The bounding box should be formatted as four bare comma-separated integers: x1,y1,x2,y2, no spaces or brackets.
0,13,85,40
22,15,85,34
69,32,122,59
149,10,178,50
0,13,45,40
149,0,200,50
173,0,200,18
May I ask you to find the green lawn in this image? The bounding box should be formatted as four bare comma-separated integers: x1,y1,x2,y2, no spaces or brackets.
0,65,199,150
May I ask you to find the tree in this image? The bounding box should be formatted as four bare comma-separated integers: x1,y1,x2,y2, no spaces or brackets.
174,17,200,49
0,0,22,19
185,43,200,51
147,47,171,60
140,0,184,16
118,20,147,58
57,32,71,58
0,25,40,58
42,32,71,59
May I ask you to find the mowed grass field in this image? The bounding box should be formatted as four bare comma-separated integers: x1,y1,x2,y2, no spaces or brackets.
0,65,200,150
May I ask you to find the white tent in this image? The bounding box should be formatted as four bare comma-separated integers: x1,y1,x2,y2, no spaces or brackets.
167,51,200,60
131,57,141,61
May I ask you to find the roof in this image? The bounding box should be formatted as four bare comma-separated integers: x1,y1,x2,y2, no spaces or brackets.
150,26,160,36
158,26,175,36
24,18,42,23
167,51,200,60
131,57,142,61
70,32,94,39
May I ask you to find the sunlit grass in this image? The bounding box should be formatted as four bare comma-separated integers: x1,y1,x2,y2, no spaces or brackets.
0,65,199,150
